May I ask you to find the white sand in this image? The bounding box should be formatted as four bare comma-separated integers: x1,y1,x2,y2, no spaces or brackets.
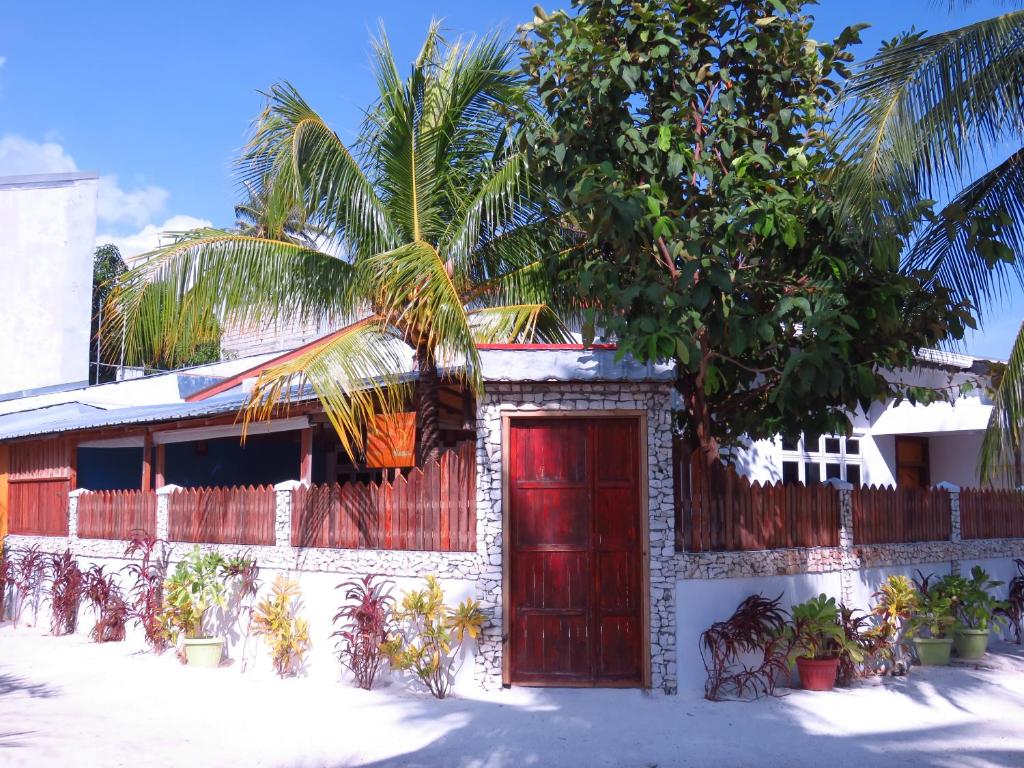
2,624,1024,768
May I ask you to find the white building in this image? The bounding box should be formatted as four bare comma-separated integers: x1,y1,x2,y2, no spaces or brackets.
0,172,98,399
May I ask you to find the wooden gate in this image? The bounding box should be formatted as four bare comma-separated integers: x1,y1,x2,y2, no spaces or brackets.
507,417,645,687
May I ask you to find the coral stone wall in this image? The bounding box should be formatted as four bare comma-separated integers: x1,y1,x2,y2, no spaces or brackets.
474,381,678,693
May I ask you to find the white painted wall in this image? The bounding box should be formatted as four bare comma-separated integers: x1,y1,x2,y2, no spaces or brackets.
0,173,98,397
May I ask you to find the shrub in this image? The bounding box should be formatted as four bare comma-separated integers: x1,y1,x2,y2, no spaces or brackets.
123,531,170,652
47,550,85,636
161,547,230,642
9,545,46,628
837,605,889,685
381,576,485,699
871,574,919,668
700,594,790,701
252,575,310,677
997,559,1024,643
935,566,1009,633
785,594,865,671
905,588,958,640
332,575,393,690
83,565,129,642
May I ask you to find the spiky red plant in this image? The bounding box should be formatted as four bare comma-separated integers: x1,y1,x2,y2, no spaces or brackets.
700,594,790,701
10,546,46,628
122,531,170,652
47,550,85,636
83,565,128,642
332,574,394,690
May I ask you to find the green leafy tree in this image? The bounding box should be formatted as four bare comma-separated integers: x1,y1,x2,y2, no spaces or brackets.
108,25,571,462
521,0,969,466
836,3,1024,484
91,244,127,383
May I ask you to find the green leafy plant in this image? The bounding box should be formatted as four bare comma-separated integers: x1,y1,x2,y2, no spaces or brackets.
906,588,959,640
934,567,1009,633
251,575,310,678
160,547,231,642
381,576,485,699
784,594,865,667
838,605,889,685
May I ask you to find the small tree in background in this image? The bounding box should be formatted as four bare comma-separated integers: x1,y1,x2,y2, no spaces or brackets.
91,244,127,383
522,0,972,467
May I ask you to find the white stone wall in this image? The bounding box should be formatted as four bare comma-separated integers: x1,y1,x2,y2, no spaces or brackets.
473,382,678,693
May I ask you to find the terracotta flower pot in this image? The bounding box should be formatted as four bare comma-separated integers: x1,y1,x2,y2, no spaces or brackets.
795,656,839,691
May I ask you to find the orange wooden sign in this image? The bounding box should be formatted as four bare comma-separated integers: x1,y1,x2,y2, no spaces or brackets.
366,412,417,468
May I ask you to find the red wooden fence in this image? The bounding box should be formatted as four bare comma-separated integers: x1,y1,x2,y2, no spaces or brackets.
292,443,476,551
167,485,276,546
77,490,158,540
676,450,839,552
960,488,1024,539
851,485,951,544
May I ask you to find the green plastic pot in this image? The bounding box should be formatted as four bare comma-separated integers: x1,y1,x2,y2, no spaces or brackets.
183,637,224,668
953,629,990,660
913,637,953,666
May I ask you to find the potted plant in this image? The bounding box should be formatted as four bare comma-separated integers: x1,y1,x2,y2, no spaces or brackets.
940,567,1008,661
784,594,864,692
906,587,958,666
161,547,231,668
872,574,920,674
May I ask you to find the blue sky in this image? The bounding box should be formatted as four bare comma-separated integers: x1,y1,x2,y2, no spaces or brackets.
0,0,1018,358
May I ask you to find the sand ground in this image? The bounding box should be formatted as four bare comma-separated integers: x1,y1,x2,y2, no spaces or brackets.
2,623,1024,767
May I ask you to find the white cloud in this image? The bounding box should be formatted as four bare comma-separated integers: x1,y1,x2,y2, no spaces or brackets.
96,214,213,263
97,176,168,228
0,133,171,226
0,56,7,68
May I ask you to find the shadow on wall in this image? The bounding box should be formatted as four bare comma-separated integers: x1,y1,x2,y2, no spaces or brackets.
315,658,1024,768
728,440,781,484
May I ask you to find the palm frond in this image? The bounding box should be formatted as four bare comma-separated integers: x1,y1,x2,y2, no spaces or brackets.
838,12,1024,231
468,304,574,344
981,321,1024,485
106,230,359,366
243,317,413,461
905,147,1024,314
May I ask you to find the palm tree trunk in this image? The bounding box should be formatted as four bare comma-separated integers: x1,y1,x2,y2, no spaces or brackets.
416,347,443,465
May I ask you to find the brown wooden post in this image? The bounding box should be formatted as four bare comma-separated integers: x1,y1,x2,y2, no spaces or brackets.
300,428,313,485
141,433,152,491
155,443,166,489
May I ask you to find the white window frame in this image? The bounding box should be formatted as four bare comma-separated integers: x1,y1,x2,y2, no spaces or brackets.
779,433,863,485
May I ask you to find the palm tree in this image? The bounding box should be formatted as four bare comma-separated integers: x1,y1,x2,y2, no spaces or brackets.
837,4,1024,485
109,25,573,463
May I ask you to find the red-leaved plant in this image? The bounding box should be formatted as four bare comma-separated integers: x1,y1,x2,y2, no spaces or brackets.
0,547,10,622
10,545,46,628
83,565,129,642
122,531,170,652
47,550,85,636
332,575,393,690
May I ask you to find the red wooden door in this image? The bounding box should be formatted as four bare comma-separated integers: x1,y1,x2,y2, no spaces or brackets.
508,418,644,686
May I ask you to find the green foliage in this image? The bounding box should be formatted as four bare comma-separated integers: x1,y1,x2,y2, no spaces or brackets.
381,575,485,699
784,593,865,665
906,586,959,640
521,0,969,455
933,566,1009,633
251,575,311,677
107,25,573,462
161,548,240,642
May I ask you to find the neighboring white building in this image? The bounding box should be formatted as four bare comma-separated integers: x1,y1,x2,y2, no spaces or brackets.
731,348,998,489
0,172,98,399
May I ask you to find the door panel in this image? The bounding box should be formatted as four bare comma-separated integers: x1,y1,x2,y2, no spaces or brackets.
508,417,644,686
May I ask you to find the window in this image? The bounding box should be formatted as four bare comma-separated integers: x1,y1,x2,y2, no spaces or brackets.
895,436,930,488
779,433,863,486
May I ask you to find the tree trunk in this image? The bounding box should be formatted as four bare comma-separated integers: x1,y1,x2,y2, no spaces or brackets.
415,347,443,465
675,343,721,477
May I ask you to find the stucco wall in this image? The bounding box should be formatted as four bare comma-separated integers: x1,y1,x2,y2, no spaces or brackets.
0,173,97,397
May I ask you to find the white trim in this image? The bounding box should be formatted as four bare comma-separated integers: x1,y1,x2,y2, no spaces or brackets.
152,416,310,446
78,436,146,449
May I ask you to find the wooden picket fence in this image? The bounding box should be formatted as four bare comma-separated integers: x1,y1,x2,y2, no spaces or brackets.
676,450,839,552
77,489,158,540
960,488,1024,539
167,485,277,546
851,485,951,544
292,443,476,551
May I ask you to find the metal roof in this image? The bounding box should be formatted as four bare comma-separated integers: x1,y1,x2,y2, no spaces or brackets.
0,393,257,443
